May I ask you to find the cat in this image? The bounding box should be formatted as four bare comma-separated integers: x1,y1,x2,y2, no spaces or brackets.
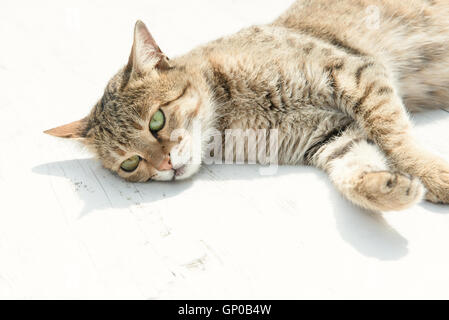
45,0,449,212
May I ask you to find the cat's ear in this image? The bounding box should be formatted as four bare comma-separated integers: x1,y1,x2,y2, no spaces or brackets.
127,20,170,76
44,118,88,139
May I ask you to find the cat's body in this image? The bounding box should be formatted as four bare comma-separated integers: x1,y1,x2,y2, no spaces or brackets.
46,0,449,211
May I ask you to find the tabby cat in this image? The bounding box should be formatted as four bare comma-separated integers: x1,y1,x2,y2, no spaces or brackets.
45,0,449,212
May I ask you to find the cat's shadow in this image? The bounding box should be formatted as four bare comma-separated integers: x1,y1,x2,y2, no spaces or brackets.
33,158,193,216
33,158,410,261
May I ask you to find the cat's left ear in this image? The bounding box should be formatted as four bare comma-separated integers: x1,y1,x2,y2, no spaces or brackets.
127,20,170,77
44,118,88,139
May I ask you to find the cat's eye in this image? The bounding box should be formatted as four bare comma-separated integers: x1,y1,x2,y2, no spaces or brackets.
120,155,140,172
149,110,165,133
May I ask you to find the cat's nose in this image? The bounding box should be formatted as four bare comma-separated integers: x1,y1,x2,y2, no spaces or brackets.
157,155,172,171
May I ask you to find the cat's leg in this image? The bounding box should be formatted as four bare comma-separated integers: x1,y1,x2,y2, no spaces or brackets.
307,126,424,211
329,57,449,203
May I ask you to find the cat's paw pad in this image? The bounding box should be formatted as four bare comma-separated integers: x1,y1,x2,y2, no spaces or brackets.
355,171,424,211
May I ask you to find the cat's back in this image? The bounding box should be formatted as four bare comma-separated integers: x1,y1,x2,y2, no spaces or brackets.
272,0,449,110
273,0,449,58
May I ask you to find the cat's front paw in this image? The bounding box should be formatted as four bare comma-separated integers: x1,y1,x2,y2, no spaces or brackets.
422,165,449,204
354,171,424,211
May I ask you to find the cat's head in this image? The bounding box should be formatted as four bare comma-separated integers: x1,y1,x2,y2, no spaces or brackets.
45,21,212,182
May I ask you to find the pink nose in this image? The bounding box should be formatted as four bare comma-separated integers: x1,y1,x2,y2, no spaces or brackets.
157,155,172,171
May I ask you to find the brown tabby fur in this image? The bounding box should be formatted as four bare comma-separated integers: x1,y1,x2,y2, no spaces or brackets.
46,0,449,212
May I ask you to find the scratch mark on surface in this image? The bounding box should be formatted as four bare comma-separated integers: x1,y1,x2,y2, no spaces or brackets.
133,185,145,202
203,166,220,180
76,159,90,177
200,240,224,265
183,254,207,270
86,162,113,207
57,163,67,177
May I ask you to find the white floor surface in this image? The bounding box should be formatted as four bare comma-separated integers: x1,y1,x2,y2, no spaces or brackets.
1,0,449,299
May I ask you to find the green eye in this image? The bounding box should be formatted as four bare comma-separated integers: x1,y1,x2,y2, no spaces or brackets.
120,155,140,172
149,110,165,132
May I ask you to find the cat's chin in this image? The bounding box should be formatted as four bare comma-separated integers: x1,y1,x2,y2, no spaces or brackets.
152,169,175,181
150,163,201,182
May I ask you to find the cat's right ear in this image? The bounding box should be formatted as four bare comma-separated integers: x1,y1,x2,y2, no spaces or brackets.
44,118,88,139
126,20,170,78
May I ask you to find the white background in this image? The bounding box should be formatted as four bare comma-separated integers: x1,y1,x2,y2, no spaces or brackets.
1,0,449,299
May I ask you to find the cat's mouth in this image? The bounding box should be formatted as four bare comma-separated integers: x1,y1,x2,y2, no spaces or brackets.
174,165,186,178
169,162,201,181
